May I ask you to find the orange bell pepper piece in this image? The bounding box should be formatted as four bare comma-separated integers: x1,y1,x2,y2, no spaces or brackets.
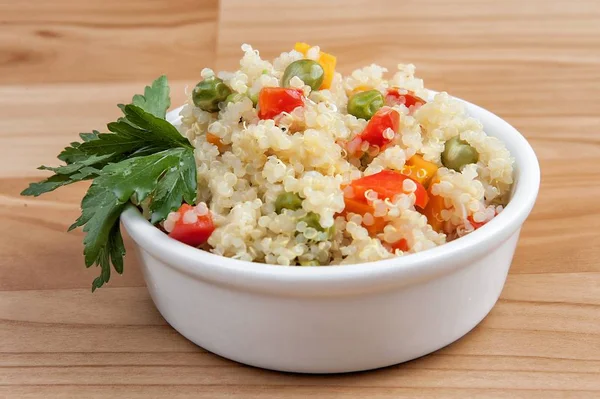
401,155,439,188
422,177,448,233
206,133,227,153
422,194,446,233
341,196,387,236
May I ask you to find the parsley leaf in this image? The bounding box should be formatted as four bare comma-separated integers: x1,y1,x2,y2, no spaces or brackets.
69,148,196,291
89,222,126,292
57,132,101,163
21,173,79,196
77,104,191,157
149,148,197,223
22,76,197,291
21,164,105,197
119,75,170,119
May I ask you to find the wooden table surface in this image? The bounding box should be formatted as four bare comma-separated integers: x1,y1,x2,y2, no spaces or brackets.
1,0,599,397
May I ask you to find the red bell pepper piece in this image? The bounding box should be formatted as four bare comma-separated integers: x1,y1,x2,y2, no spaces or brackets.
349,170,429,209
358,107,400,148
390,238,409,252
385,88,426,109
468,213,497,230
168,204,215,247
258,87,304,120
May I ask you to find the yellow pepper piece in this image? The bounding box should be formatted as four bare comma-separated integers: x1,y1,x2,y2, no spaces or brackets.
294,42,337,90
294,42,311,54
317,51,336,90
351,85,372,94
401,154,439,188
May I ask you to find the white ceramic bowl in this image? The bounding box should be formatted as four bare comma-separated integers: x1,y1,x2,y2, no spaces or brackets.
121,97,540,373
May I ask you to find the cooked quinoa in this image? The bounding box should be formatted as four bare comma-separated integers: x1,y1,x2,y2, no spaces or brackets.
166,43,514,266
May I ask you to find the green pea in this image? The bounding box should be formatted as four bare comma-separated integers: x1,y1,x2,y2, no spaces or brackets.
301,212,322,230
299,260,320,266
347,89,384,120
441,136,479,171
224,93,245,105
300,212,334,237
192,77,233,112
248,91,259,106
282,59,325,91
275,192,303,213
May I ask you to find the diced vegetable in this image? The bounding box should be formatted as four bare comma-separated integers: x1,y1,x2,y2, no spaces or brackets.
301,212,323,231
225,92,246,105
422,194,446,233
351,85,372,94
342,195,373,215
168,204,215,247
422,178,447,233
441,136,479,171
360,107,400,148
341,169,430,236
385,88,426,109
401,155,439,188
468,215,487,230
206,133,227,153
469,211,498,230
294,42,337,90
317,51,337,90
282,59,325,91
258,87,304,120
299,259,320,266
350,170,429,209
357,107,400,149
300,212,334,237
192,77,233,112
248,91,259,106
390,238,409,252
347,90,384,120
341,197,387,235
275,192,303,213
294,42,311,54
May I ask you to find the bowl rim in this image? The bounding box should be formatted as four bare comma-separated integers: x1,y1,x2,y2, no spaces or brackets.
120,93,540,295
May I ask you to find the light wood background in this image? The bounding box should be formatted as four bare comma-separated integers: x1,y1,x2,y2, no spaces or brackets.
1,0,600,397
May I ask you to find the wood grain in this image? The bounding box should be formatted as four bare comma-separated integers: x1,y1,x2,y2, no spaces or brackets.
1,0,600,397
0,0,218,84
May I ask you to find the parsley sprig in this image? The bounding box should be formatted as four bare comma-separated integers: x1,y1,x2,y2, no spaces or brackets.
22,76,197,291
